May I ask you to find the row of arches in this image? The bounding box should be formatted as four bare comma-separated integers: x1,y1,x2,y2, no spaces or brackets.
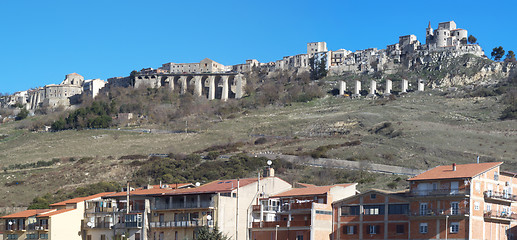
134,74,245,101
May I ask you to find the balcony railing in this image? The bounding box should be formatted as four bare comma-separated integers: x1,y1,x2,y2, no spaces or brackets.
252,205,281,212
251,220,310,228
409,189,469,197
484,191,517,202
150,220,213,228
410,208,469,217
484,211,517,221
281,202,313,212
154,201,214,210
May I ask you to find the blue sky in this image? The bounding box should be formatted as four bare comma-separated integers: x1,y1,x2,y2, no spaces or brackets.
1,0,516,94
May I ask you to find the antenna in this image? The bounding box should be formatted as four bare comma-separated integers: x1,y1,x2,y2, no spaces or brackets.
195,182,201,187
267,160,272,166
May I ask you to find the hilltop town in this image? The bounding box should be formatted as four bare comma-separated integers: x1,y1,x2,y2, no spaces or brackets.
0,20,512,117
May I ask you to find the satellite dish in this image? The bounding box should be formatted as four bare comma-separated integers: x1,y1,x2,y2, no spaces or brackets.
267,160,272,166
195,182,201,187
206,215,212,220
8,221,13,225
86,222,93,227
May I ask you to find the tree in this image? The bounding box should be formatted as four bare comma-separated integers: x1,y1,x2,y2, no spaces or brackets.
15,108,29,121
129,70,138,86
505,50,516,62
468,35,477,44
196,226,228,240
310,54,328,80
491,46,505,61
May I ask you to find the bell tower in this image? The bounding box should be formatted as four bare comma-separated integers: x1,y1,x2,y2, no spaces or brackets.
425,21,434,45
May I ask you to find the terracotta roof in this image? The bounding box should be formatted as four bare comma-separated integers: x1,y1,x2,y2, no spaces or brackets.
108,183,193,197
159,178,260,196
408,162,503,181
50,192,115,206
272,184,354,198
332,188,409,205
37,209,75,217
1,209,54,219
295,183,316,188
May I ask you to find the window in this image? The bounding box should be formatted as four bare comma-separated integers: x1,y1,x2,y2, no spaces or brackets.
486,203,492,212
315,210,332,215
370,194,377,199
389,204,409,215
396,224,404,234
451,202,459,215
135,233,141,240
494,171,499,181
420,223,428,234
101,235,106,240
368,225,380,234
7,234,18,239
296,234,303,240
474,202,479,210
364,205,384,215
450,222,459,233
40,234,49,239
26,234,38,239
87,235,92,240
475,182,480,192
419,203,428,215
341,206,360,216
344,225,356,235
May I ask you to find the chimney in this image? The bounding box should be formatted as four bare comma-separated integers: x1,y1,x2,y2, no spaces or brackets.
263,167,275,177
452,163,456,171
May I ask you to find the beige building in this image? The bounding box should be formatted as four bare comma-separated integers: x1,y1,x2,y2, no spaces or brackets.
426,21,468,49
26,73,103,110
307,42,328,55
251,183,357,240
1,192,113,240
160,58,225,74
149,172,291,240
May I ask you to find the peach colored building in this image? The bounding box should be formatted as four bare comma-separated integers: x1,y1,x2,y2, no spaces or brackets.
83,183,193,240
2,192,113,240
333,162,517,240
251,183,357,240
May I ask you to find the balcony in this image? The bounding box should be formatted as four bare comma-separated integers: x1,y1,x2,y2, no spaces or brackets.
484,191,517,203
252,205,281,212
281,202,313,212
150,220,213,228
29,225,48,231
83,221,113,229
251,220,310,228
410,208,469,218
154,201,214,211
408,189,469,198
484,211,516,223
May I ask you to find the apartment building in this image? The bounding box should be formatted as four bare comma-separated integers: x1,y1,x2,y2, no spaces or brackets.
83,184,193,240
149,174,291,240
333,162,517,240
333,189,410,240
2,192,113,240
250,183,357,240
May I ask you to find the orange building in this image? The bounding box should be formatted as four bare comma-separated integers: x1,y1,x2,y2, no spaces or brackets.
333,162,517,240
251,183,357,240
333,189,410,240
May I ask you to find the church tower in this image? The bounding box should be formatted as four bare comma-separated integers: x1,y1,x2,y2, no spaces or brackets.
425,21,434,44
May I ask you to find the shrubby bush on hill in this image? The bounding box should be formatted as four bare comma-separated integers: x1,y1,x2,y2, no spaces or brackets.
28,181,121,209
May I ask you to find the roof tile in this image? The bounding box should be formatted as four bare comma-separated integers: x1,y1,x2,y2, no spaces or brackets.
408,162,502,181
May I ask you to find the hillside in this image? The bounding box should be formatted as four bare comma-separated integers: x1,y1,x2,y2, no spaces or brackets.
1,81,516,209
